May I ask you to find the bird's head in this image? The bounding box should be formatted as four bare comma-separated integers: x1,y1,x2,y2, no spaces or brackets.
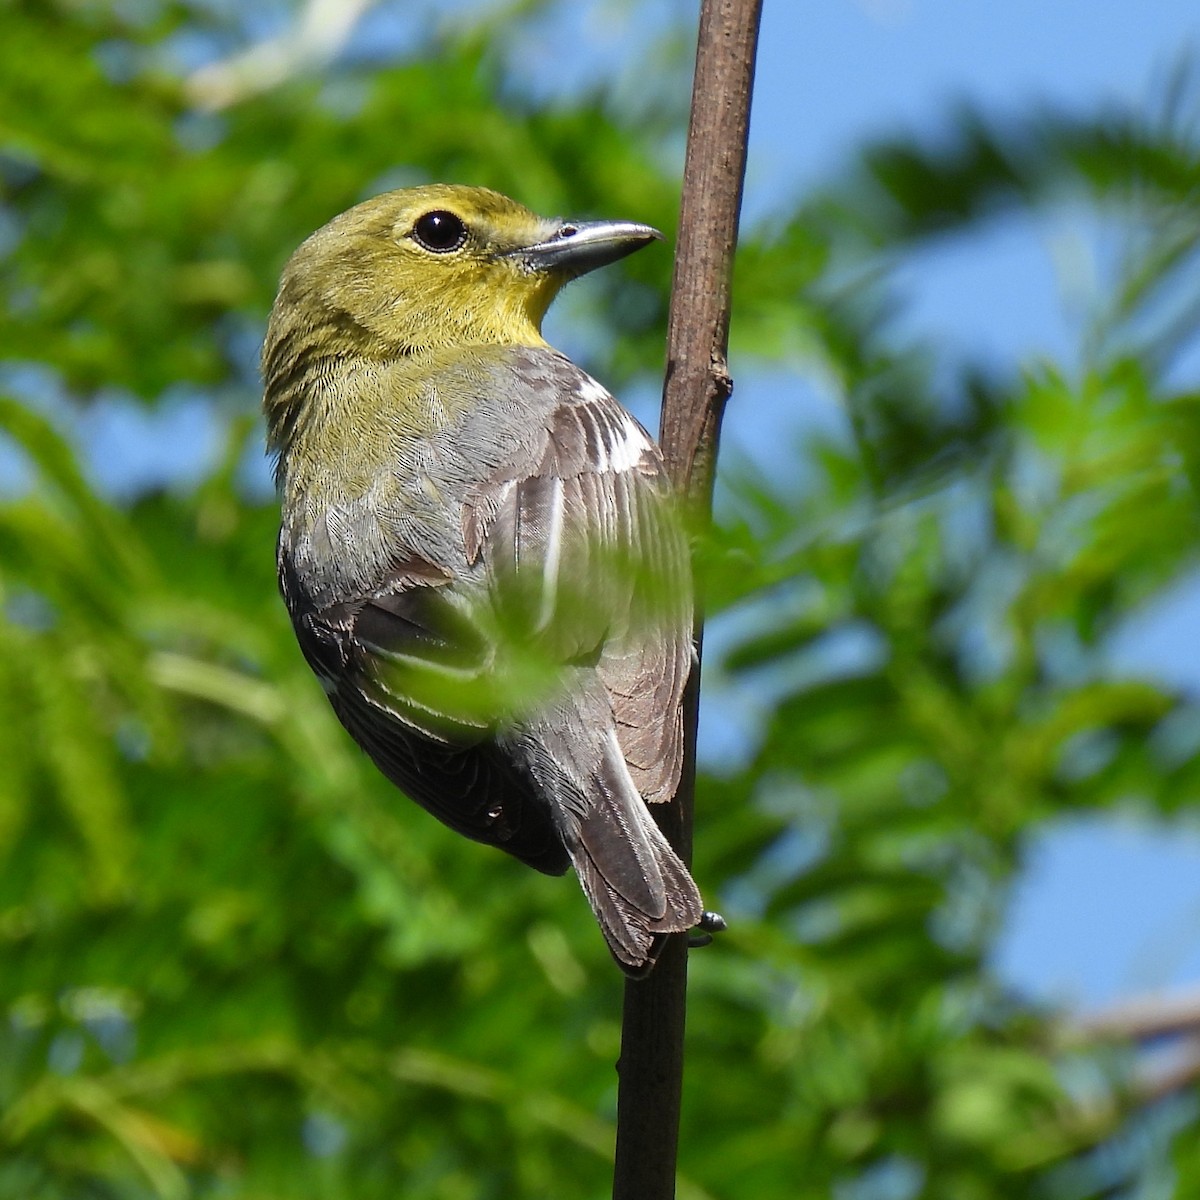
264,184,661,364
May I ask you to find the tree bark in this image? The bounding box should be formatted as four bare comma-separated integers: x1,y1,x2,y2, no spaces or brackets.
611,2,762,1198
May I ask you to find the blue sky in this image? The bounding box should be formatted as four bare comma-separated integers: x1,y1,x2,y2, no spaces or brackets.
733,0,1200,1013
748,0,1197,203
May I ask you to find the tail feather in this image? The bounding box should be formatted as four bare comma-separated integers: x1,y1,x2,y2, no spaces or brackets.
568,735,703,974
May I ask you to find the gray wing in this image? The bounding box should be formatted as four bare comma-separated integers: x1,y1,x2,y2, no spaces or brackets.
279,545,572,873
461,352,694,806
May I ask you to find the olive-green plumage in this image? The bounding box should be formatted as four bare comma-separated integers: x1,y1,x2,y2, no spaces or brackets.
264,184,703,974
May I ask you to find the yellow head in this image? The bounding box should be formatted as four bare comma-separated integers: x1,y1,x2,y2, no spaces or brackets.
265,183,661,362
262,184,660,457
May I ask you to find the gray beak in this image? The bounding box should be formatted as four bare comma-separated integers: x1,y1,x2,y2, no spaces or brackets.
515,219,663,278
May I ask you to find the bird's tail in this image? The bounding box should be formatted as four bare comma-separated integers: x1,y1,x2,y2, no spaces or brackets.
566,733,703,976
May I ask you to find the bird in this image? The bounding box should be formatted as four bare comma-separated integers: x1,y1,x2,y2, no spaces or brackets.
262,183,703,974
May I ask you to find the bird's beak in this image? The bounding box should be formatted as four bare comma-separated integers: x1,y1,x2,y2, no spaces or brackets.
514,219,663,279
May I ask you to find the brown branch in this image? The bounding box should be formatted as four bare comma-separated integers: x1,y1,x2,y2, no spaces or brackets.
1059,985,1200,1105
1130,1034,1200,1105
611,3,762,1199
1072,984,1200,1043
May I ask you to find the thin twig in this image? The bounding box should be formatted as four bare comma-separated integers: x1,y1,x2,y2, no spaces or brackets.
611,3,762,1199
1060,985,1200,1104
1072,984,1200,1043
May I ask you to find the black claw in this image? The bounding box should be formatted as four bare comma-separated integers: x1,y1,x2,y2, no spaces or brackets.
688,910,727,948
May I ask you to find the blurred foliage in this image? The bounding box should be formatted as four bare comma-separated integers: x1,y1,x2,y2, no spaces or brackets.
4,0,1200,1197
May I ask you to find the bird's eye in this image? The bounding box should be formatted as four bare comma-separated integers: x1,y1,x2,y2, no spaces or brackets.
412,210,468,253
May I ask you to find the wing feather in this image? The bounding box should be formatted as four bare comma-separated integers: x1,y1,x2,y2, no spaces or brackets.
463,361,694,806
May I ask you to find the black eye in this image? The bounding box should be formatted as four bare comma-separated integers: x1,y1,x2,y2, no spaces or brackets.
412,210,467,253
